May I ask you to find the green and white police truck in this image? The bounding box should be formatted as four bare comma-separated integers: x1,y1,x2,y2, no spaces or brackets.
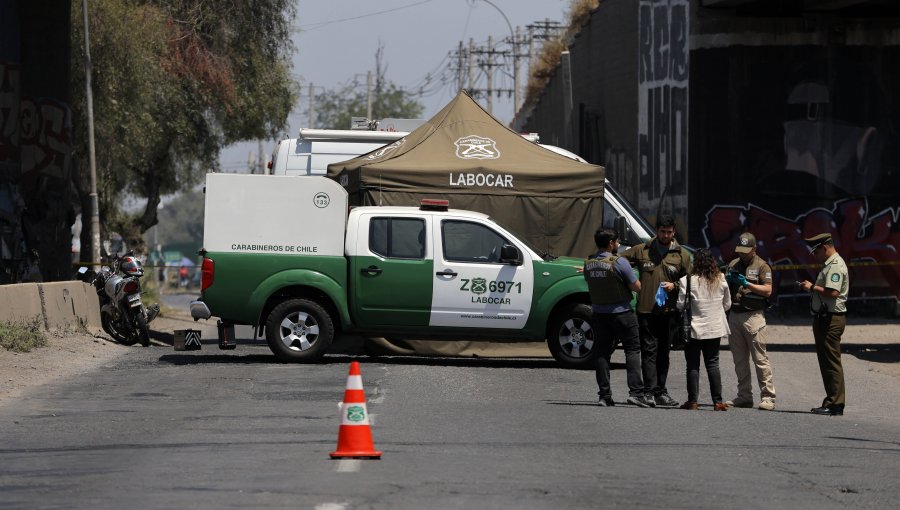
190,173,624,368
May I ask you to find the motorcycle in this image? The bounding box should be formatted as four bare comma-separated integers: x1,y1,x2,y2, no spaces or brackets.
78,252,160,347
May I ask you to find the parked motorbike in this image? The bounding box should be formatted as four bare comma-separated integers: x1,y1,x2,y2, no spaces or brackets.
78,252,160,347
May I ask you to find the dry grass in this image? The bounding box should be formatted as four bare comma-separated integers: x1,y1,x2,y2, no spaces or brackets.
523,0,601,110
0,318,47,353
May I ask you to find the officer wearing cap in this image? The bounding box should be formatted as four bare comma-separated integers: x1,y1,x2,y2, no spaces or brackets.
800,233,849,416
724,232,777,411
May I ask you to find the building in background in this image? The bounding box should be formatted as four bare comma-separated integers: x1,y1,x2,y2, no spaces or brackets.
515,0,900,314
0,1,74,283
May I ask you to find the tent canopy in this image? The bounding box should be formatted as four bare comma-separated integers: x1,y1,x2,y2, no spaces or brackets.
327,90,605,257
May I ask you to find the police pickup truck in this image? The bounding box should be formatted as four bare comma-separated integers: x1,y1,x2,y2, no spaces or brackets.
191,173,610,368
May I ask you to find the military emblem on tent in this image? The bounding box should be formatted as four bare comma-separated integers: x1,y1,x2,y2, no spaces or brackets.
454,135,500,160
367,139,405,160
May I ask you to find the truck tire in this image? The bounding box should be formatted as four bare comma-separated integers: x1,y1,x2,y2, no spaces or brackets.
547,303,600,369
265,299,334,362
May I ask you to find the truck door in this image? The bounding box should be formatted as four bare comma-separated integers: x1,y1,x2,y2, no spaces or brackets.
430,219,533,328
349,214,433,326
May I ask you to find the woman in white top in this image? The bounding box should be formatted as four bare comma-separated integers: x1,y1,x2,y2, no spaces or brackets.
676,248,732,411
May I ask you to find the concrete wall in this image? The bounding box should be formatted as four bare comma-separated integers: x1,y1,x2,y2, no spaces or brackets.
0,281,101,334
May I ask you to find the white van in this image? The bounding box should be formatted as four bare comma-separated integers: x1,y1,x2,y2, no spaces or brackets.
268,119,422,175
267,129,408,177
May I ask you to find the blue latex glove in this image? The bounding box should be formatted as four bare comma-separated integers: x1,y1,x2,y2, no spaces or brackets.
736,274,749,287
725,272,739,285
655,283,668,307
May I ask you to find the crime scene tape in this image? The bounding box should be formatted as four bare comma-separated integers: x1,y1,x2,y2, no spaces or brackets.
772,260,900,271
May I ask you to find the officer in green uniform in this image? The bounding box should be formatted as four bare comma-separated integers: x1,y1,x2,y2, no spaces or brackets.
621,215,691,407
800,233,850,416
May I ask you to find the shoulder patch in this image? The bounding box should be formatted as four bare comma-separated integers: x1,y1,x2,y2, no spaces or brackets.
830,273,841,282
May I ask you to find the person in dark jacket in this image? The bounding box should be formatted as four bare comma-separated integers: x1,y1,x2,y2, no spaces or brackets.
621,215,691,407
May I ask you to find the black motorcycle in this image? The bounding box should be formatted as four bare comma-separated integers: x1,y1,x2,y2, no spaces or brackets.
78,252,160,346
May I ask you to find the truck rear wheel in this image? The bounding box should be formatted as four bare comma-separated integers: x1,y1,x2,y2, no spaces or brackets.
265,299,334,362
547,303,600,369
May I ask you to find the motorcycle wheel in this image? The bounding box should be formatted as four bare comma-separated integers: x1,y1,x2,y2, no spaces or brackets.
102,311,137,345
136,313,151,347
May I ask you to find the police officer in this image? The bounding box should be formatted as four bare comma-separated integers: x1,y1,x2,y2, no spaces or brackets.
621,215,691,407
584,229,654,407
724,232,777,411
800,233,849,416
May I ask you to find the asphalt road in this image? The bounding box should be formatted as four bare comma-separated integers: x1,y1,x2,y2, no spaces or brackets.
1,296,898,509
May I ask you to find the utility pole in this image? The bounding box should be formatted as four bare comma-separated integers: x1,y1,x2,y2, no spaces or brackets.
366,70,373,120
513,26,521,113
257,140,264,174
468,38,475,93
82,0,101,268
456,41,465,91
308,82,316,128
486,36,493,113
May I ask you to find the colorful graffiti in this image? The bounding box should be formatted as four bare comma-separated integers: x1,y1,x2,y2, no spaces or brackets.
703,199,900,303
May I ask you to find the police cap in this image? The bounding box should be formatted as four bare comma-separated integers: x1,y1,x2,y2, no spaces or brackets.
804,232,832,253
735,232,756,254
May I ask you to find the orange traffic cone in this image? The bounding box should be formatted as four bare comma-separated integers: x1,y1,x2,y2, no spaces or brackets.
330,361,382,459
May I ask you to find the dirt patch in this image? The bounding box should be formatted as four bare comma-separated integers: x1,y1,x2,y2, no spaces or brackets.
0,311,191,407
0,329,128,406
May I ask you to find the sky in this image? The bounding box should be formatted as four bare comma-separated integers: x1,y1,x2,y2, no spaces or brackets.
219,0,570,173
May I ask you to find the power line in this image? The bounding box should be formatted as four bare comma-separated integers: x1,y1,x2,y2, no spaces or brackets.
298,0,438,32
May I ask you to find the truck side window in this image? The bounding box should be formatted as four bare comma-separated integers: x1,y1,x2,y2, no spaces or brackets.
369,218,426,259
441,220,507,263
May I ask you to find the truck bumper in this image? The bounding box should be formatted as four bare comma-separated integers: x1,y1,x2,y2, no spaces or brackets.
190,299,212,320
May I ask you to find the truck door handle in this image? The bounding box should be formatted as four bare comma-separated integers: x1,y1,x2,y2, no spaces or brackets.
361,266,383,275
435,269,458,277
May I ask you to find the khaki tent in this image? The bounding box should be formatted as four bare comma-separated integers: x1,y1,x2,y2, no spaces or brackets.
327,90,605,257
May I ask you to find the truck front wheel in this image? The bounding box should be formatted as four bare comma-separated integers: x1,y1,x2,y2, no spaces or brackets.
547,303,600,369
265,299,334,362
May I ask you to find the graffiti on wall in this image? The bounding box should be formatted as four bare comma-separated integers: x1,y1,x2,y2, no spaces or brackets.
19,96,71,185
783,81,884,196
0,59,72,282
703,199,900,301
638,0,689,219
0,60,29,282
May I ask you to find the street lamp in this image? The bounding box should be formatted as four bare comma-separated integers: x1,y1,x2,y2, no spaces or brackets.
82,0,101,268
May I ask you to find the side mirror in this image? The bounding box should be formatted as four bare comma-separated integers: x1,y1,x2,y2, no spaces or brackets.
614,216,633,249
499,244,522,265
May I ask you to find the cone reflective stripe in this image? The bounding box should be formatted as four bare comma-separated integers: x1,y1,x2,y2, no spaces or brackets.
330,361,382,459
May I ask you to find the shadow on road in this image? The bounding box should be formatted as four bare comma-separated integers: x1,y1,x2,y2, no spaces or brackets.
157,352,563,369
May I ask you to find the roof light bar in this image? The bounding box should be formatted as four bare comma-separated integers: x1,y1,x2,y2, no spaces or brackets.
419,199,449,211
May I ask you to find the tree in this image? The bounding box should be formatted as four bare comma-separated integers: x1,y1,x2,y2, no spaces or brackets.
70,0,298,260
313,46,424,129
